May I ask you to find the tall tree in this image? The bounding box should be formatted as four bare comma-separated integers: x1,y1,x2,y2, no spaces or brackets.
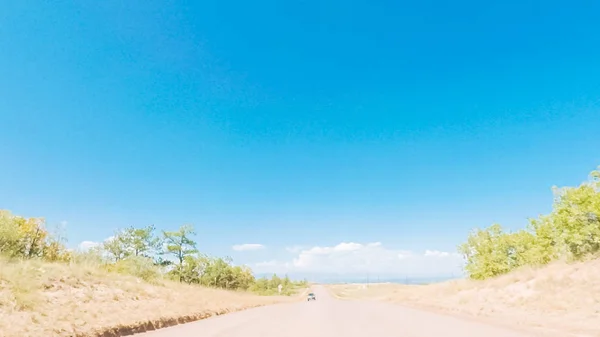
122,225,162,257
103,231,129,262
163,224,198,281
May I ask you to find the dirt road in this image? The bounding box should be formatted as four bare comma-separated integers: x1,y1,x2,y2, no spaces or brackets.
140,286,538,337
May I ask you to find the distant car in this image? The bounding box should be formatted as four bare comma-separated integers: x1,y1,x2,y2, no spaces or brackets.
307,292,316,301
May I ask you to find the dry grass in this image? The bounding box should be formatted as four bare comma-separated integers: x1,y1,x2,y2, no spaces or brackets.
327,259,600,337
0,258,305,337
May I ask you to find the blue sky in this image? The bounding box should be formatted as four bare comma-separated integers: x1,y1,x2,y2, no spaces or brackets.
1,1,600,278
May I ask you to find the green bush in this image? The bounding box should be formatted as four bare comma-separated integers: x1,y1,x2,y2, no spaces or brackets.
0,210,306,293
249,274,306,296
0,210,71,261
459,166,600,280
107,256,163,283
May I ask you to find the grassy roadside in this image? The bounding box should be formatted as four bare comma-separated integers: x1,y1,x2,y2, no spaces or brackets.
326,258,600,337
0,258,307,337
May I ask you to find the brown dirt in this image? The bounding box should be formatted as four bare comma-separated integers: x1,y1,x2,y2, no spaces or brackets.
326,259,600,337
0,258,305,337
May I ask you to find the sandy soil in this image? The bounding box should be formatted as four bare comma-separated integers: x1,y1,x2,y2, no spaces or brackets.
326,259,600,337
0,259,305,337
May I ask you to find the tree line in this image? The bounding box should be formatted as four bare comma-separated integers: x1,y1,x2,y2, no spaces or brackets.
458,166,600,280
10,166,595,285
0,213,307,294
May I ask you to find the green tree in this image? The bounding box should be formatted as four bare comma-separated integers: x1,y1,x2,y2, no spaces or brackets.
458,166,600,280
201,256,234,288
121,225,162,258
458,224,508,280
548,183,600,259
102,225,162,262
525,215,561,265
163,224,198,282
0,210,49,258
102,232,129,262
0,210,22,256
230,265,255,290
17,216,48,258
179,254,209,284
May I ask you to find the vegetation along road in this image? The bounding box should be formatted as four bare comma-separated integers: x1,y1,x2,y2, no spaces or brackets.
140,286,534,337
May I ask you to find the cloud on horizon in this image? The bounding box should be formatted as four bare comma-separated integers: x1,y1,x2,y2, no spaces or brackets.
285,245,304,253
252,242,464,278
78,240,101,251
76,237,463,279
232,243,266,251
77,235,117,252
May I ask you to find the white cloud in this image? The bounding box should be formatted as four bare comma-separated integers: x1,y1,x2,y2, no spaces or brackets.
397,250,413,259
252,242,464,278
78,240,101,251
285,245,304,253
424,249,449,257
77,236,117,252
232,243,265,251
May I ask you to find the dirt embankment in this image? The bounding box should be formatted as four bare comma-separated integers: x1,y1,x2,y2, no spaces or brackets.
0,259,306,337
327,259,600,337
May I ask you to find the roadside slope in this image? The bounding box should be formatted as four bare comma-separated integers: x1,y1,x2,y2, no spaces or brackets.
0,258,304,337
327,259,600,337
